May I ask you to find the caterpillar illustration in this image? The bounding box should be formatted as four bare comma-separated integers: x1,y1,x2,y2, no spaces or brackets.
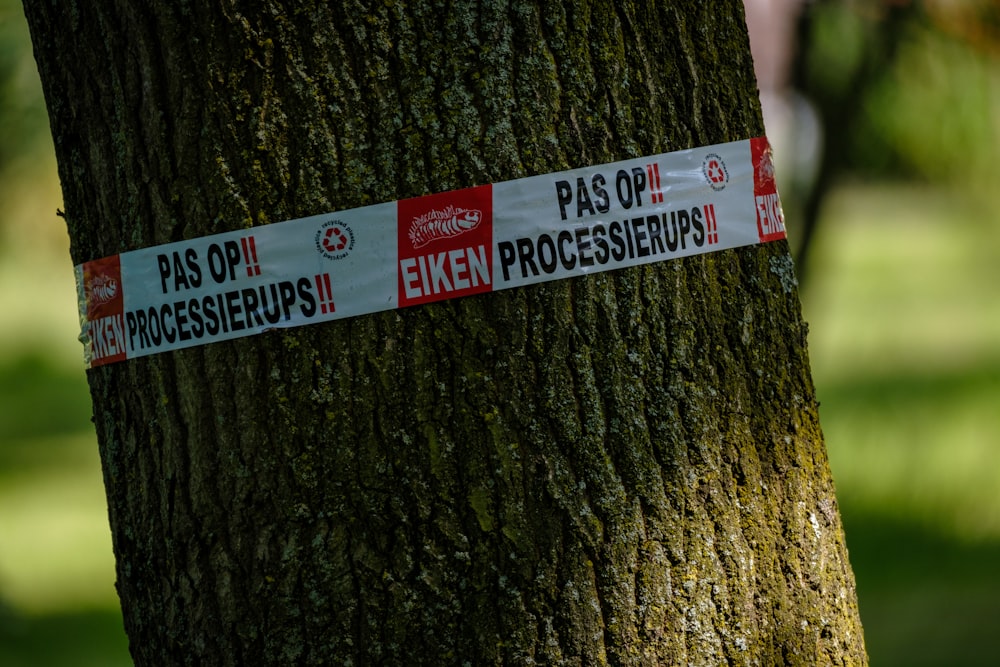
88,275,119,304
756,145,775,182
408,206,482,249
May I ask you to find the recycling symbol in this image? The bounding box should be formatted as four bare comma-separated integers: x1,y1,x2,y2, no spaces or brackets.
315,219,355,260
322,225,349,253
706,160,725,183
702,153,729,191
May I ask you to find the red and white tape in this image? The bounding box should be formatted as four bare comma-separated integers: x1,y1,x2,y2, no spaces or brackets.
76,136,786,368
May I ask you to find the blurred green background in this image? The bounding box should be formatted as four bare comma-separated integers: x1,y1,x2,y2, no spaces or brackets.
1,1,998,664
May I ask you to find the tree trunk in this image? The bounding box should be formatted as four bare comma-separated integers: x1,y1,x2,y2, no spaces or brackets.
23,1,866,664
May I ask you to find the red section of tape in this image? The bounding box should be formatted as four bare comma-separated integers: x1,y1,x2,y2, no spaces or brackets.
82,255,127,367
397,184,494,307
751,137,786,243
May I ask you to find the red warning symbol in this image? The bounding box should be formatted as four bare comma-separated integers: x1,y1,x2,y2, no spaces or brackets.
240,235,261,276
646,162,664,204
314,273,335,314
703,203,719,245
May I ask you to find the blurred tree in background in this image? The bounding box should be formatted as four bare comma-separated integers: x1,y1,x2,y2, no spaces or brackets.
750,0,1000,280
838,0,1000,183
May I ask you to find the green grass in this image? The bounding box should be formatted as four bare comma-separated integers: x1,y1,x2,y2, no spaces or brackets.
0,350,128,662
803,183,1000,666
842,512,1000,667
0,159,131,664
819,362,1000,537
0,353,93,444
0,377,129,662
1,606,131,667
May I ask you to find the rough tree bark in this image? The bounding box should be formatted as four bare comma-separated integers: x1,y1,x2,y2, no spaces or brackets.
23,1,866,664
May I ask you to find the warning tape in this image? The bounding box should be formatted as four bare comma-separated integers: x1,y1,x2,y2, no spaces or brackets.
76,136,786,368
